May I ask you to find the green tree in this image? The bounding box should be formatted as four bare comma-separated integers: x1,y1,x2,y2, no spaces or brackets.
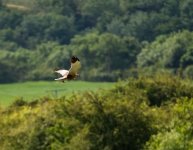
0,49,32,83
33,0,77,16
137,30,193,74
145,98,193,150
69,31,141,81
27,42,70,80
16,13,76,48
0,9,23,29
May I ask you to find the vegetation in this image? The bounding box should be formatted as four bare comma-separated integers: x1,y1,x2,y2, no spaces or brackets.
0,0,193,82
1,0,193,149
0,81,114,106
137,31,193,78
0,75,193,150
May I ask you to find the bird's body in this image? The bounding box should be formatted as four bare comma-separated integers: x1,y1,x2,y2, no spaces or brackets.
55,56,81,82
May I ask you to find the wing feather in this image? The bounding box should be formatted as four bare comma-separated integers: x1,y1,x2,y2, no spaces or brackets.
69,61,81,76
55,69,69,76
54,76,67,81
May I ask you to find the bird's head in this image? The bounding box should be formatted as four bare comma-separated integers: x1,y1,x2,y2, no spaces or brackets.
71,56,80,63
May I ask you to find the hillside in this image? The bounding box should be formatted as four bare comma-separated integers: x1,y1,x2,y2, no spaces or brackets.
0,0,193,83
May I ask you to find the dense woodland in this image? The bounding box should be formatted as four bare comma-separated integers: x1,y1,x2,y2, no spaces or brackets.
0,0,193,82
1,0,193,150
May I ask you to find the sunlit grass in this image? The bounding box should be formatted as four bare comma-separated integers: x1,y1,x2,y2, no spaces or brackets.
5,3,30,11
0,81,114,106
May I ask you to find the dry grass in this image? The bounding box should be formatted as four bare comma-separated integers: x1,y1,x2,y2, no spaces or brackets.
5,3,30,11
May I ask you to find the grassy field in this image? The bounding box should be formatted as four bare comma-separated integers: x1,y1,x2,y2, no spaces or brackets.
0,81,115,106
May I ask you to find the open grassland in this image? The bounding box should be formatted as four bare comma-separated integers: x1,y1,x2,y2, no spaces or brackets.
0,81,114,106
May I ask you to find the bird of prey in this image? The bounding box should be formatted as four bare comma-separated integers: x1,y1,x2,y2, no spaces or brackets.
54,56,81,82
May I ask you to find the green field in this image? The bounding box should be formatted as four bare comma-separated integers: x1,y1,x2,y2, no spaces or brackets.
0,81,115,106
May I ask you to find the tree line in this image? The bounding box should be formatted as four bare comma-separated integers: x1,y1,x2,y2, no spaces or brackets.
0,0,193,82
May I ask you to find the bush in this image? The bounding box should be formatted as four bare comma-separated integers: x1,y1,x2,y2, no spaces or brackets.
0,75,193,149
145,98,193,150
126,74,193,106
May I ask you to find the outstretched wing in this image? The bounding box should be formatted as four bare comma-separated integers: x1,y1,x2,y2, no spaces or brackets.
68,60,81,76
54,69,69,80
54,76,67,81
55,69,69,76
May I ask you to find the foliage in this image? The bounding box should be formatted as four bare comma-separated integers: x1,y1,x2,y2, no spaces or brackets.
69,31,141,81
137,30,193,77
0,75,193,149
27,42,70,80
0,49,32,83
1,0,193,82
16,13,76,48
115,74,193,106
145,98,193,150
1,0,193,149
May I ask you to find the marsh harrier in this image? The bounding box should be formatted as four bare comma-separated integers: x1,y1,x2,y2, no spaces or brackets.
54,56,81,82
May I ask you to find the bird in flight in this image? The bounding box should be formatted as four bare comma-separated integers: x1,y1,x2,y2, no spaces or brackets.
54,56,81,82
